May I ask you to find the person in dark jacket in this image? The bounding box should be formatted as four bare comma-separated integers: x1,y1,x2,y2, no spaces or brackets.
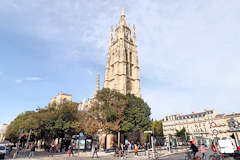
190,141,198,157
92,145,99,158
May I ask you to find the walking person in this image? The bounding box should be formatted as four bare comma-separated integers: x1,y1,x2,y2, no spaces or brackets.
134,144,138,157
28,144,36,158
200,143,206,160
92,145,99,158
144,143,148,156
49,144,54,157
190,141,198,158
68,145,74,157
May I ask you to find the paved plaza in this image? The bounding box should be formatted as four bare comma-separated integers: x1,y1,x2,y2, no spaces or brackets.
3,149,236,160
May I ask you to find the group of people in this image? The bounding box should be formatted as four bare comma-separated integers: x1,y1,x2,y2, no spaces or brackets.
113,142,148,158
189,140,218,160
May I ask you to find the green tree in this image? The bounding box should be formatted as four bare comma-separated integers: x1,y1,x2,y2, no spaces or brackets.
151,120,164,137
88,88,151,143
5,102,79,143
121,94,151,133
175,128,190,144
89,88,127,133
176,128,187,139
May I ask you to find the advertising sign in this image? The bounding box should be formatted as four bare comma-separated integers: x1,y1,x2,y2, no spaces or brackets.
86,139,92,150
79,139,85,150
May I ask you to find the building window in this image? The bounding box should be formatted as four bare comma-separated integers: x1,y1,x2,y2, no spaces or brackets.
130,65,132,76
112,64,114,76
130,52,132,63
125,49,128,61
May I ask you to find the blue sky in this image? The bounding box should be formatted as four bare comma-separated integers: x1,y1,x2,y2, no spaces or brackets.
0,0,239,124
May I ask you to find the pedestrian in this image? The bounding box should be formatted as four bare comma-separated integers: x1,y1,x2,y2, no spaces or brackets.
200,143,206,160
49,144,54,157
131,143,134,150
169,141,173,152
144,143,148,155
29,144,36,158
190,141,198,158
92,145,99,158
114,146,119,157
68,145,74,157
62,146,66,153
53,144,57,153
134,144,138,157
8,145,13,154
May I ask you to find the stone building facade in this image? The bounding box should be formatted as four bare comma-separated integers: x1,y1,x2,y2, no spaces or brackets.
0,124,8,143
104,8,141,97
162,110,240,146
50,92,72,106
214,113,240,139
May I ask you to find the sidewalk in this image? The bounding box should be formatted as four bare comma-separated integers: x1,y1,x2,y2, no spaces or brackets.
14,149,186,160
15,150,114,160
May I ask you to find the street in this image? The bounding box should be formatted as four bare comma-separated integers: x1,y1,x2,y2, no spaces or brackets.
159,152,235,160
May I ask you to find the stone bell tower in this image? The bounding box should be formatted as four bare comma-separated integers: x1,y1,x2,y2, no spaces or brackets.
104,8,141,97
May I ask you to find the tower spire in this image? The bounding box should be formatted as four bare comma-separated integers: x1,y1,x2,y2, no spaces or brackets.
94,72,100,96
119,8,127,26
121,8,125,16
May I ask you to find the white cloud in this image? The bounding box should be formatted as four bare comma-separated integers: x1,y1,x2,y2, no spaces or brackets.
15,77,42,83
25,77,42,81
87,69,93,76
15,80,22,84
2,0,240,119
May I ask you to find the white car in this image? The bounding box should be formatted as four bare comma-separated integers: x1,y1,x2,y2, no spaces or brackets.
0,144,6,159
218,138,236,156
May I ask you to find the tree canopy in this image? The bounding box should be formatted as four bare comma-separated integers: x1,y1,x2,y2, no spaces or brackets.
5,88,152,144
151,120,164,137
89,88,152,135
5,102,79,143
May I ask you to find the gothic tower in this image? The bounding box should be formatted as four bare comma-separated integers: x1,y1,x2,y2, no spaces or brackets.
104,9,141,97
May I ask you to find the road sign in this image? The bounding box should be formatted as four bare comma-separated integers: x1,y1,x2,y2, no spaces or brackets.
212,129,218,136
210,122,216,128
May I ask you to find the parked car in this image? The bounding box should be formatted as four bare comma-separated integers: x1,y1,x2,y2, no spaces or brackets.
0,144,6,159
218,138,237,157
